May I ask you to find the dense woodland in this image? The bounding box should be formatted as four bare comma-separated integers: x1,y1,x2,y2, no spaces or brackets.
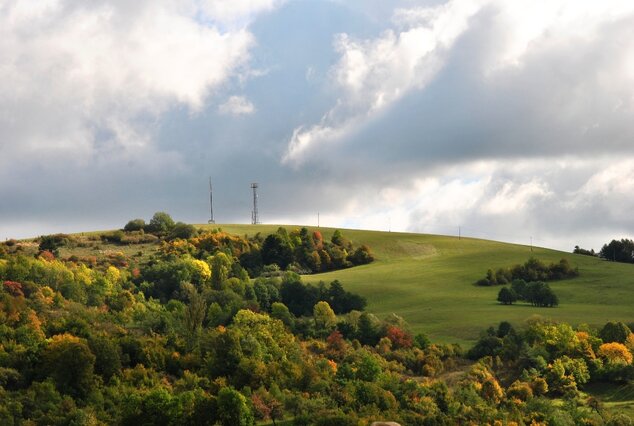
0,218,633,425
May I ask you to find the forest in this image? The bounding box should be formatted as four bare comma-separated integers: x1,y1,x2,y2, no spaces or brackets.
0,217,633,425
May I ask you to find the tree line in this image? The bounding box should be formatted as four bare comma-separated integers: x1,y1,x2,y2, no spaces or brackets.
476,257,578,286
497,279,559,307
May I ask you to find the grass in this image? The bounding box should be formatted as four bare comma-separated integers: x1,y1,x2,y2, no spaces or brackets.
584,382,634,418
205,224,634,347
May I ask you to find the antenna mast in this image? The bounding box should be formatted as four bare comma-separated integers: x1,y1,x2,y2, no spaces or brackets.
251,183,259,225
208,177,215,224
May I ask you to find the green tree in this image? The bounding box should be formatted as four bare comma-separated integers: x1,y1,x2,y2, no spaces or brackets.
182,283,207,351
169,222,198,240
211,252,232,290
124,218,146,232
313,301,337,333
497,287,517,305
270,302,294,328
217,387,254,426
600,321,632,343
88,335,121,381
261,234,293,269
146,211,175,234
40,334,96,398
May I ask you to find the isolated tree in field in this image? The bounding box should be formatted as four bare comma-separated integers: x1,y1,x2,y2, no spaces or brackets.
497,287,517,305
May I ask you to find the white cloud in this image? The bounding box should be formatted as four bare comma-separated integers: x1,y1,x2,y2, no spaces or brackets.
218,95,256,115
481,179,552,215
0,0,276,173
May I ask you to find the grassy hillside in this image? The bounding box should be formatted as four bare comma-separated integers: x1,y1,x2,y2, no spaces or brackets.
204,224,634,346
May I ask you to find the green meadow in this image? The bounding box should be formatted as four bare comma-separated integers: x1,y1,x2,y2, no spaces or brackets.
209,224,634,346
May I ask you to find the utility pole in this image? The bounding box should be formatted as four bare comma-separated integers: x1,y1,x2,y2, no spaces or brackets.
317,212,320,228
458,226,461,240
208,177,215,224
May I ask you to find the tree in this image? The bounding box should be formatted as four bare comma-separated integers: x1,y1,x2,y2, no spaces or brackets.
599,342,633,365
600,239,634,263
40,334,96,398
211,252,232,290
347,246,374,265
217,387,254,426
38,234,72,255
146,212,175,234
261,234,293,270
385,325,413,349
169,222,198,240
252,389,283,426
88,335,121,381
600,322,632,343
124,218,146,232
331,230,344,246
497,287,517,305
525,281,558,307
357,312,380,346
182,283,207,351
270,302,294,328
313,301,337,333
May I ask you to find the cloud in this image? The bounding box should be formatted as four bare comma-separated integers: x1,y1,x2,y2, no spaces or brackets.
283,0,634,166
199,0,286,27
218,96,256,115
0,0,260,173
283,0,481,164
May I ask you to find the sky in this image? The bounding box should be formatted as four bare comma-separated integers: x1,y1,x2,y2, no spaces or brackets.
1,0,634,251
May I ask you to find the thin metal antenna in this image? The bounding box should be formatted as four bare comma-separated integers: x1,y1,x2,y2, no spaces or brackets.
208,177,215,224
251,183,259,225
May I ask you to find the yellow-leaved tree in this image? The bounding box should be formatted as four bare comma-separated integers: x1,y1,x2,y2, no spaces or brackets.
598,342,633,365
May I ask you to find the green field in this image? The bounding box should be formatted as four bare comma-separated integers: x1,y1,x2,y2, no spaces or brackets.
205,224,634,346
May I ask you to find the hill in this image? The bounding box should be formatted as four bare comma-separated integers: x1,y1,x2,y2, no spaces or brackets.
44,223,634,345
201,224,633,346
